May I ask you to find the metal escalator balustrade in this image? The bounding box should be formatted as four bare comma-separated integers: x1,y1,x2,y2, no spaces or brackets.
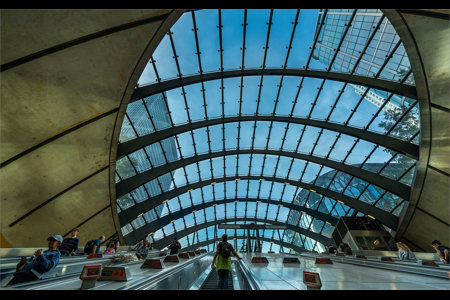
1,251,163,289
120,251,213,290
300,252,450,280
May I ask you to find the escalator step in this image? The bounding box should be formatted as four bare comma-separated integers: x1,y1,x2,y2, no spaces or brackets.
199,270,233,290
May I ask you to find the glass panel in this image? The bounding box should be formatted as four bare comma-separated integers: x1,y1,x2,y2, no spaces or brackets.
152,34,178,81
275,156,292,179
127,100,154,136
144,94,173,131
222,9,245,70
263,155,278,177
224,123,238,150
171,13,198,77
116,157,136,180
291,78,323,118
256,203,268,219
144,209,158,224
312,129,339,157
184,82,205,121
194,9,220,73
376,192,402,213
275,77,300,116
116,194,135,211
138,58,158,85
191,187,203,205
145,142,166,168
223,77,241,116
225,181,237,199
128,149,152,173
244,9,270,69
277,206,290,223
167,198,181,213
225,155,237,177
130,185,148,203
298,126,321,154
267,122,287,150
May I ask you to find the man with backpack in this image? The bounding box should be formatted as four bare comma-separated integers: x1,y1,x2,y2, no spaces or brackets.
211,234,242,289
84,235,105,255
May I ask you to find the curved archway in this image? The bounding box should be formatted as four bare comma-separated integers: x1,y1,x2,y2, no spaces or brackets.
113,9,423,250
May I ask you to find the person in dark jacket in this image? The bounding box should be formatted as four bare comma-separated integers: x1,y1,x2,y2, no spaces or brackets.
7,235,62,286
339,242,353,255
168,237,181,255
431,240,449,264
59,228,80,257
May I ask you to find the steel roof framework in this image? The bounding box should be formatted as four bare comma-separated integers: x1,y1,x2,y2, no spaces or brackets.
115,9,420,252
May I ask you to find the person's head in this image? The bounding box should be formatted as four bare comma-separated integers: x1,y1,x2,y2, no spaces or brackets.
99,235,106,242
396,242,410,251
71,228,79,237
47,235,63,250
221,234,228,242
373,238,381,246
431,240,441,250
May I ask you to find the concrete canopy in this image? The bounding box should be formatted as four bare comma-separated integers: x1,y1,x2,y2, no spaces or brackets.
1,9,184,247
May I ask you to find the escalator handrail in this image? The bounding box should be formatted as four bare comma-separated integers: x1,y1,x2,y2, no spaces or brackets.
300,253,450,280
235,259,264,290
119,252,212,290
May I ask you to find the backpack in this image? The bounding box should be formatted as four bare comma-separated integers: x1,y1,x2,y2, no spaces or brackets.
220,242,232,258
84,240,96,254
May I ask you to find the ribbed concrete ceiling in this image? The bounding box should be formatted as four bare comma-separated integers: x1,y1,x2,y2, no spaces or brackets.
1,9,183,247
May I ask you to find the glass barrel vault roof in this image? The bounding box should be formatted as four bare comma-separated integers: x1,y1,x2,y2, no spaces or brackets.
114,9,420,253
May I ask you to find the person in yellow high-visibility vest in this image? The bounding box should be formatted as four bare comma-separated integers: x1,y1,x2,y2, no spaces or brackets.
211,234,242,289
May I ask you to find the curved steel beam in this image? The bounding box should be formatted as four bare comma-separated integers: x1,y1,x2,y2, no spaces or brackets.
116,149,411,201
181,236,307,253
131,68,417,102
119,197,338,228
127,218,334,248
117,116,419,160
118,175,398,230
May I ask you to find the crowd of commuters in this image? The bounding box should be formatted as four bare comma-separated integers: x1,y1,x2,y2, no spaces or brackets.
4,229,121,286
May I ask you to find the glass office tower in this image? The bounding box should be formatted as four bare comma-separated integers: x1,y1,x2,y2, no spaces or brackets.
312,9,415,113
115,92,178,238
285,163,406,252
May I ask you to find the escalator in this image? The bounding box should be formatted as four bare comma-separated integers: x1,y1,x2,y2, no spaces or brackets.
199,269,233,290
